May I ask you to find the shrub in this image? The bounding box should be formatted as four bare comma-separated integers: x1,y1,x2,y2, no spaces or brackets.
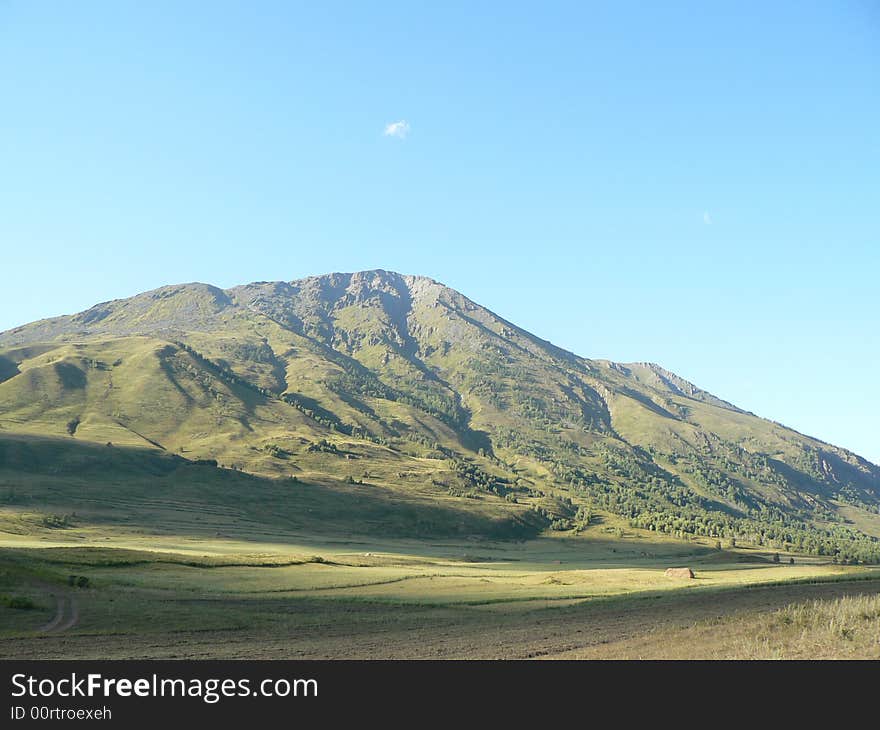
551,518,573,531
42,514,73,529
0,594,37,610
263,444,287,459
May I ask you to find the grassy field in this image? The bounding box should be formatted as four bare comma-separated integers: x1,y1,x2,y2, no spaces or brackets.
547,592,880,659
1,432,878,659
2,527,879,659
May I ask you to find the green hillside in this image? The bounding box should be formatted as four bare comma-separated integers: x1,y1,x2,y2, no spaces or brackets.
1,269,878,562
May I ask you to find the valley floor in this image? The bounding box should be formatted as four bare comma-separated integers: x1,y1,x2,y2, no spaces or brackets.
1,532,879,659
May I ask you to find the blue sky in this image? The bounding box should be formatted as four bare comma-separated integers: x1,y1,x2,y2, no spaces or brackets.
1,2,878,463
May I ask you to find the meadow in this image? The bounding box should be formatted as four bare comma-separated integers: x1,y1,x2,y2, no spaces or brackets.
2,434,879,659
2,524,879,659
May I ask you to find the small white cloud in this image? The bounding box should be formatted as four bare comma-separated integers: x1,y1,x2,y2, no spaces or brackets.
383,120,410,139
703,211,712,225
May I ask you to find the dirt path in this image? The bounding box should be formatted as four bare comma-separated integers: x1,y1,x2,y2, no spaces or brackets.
35,589,80,634
55,596,79,632
37,595,65,632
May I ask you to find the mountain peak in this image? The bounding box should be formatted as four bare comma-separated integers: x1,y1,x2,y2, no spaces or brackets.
288,269,447,300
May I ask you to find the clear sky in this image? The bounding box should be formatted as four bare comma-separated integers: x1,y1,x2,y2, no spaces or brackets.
1,2,878,463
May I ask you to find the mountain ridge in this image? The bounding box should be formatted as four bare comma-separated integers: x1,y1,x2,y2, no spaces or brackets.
1,269,879,561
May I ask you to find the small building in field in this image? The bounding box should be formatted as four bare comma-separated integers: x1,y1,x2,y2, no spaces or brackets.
664,567,695,579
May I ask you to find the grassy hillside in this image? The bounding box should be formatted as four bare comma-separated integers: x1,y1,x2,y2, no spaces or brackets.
0,435,541,541
1,269,878,563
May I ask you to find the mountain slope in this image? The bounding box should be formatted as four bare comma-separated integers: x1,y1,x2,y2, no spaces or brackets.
1,270,878,560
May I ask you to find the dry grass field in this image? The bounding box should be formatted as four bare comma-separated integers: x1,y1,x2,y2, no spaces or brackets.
2,527,879,659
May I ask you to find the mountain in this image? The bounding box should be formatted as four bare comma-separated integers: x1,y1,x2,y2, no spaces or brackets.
1,269,879,561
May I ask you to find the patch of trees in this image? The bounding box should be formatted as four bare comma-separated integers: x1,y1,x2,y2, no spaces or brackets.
226,340,277,364
576,469,880,564
307,439,342,455
450,458,513,498
261,444,291,459
82,358,110,371
401,432,453,458
41,514,75,529
522,440,880,563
